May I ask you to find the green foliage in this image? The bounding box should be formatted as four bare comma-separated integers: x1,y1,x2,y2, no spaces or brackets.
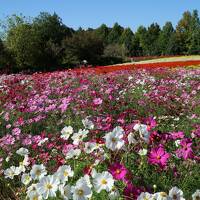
0,10,200,72
62,31,104,65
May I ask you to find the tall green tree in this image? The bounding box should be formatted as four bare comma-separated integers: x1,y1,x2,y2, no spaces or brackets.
62,31,104,65
145,23,161,55
107,23,124,44
158,22,175,55
119,28,134,56
134,26,147,56
95,24,110,44
6,23,39,70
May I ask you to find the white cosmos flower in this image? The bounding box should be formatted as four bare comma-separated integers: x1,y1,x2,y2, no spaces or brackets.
36,175,60,199
137,192,153,200
93,171,114,193
16,164,26,174
61,126,73,140
28,192,43,200
71,177,92,200
175,140,181,147
76,174,92,188
192,190,200,200
112,126,124,135
84,142,98,154
72,129,89,145
82,118,94,130
56,165,74,183
138,149,148,156
128,132,137,144
104,127,124,151
4,166,20,179
26,184,37,197
16,147,29,156
153,192,171,200
109,187,120,200
38,137,48,146
5,156,10,162
21,173,32,185
59,184,72,200
133,123,150,143
65,149,81,159
30,164,47,180
169,187,185,200
21,155,30,166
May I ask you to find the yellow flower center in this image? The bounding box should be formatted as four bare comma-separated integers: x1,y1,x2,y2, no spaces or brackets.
195,196,200,200
36,169,41,176
156,155,161,160
101,179,107,185
33,196,39,200
111,137,116,142
173,194,178,199
46,184,53,190
77,189,84,196
116,169,121,174
64,171,68,177
160,192,168,197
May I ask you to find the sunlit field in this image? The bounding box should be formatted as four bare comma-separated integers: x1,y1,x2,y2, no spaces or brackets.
0,62,200,200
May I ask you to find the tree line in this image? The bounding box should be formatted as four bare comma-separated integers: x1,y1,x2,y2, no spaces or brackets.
0,10,200,72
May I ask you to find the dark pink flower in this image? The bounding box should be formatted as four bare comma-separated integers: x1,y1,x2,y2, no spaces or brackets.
148,146,170,167
109,162,128,180
123,183,142,200
175,138,193,160
170,131,184,140
93,98,103,106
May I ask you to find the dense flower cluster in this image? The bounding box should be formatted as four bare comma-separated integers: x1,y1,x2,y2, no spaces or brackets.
0,66,200,199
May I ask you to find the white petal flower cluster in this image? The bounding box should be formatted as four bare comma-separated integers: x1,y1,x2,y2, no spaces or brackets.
137,187,186,200
82,117,94,130
61,126,74,140
133,123,150,143
104,126,125,151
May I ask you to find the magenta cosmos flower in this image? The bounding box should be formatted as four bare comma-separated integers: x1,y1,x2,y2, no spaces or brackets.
109,162,128,180
175,138,193,160
148,146,170,168
93,98,103,106
123,183,142,200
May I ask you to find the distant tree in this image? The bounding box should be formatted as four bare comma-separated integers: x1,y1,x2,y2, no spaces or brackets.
158,22,175,55
0,13,30,40
107,23,124,44
0,39,13,71
176,10,194,54
187,10,200,54
95,24,110,44
32,12,73,44
62,31,104,65
131,35,143,56
145,23,161,55
119,28,134,56
6,23,39,71
104,43,127,58
134,26,147,56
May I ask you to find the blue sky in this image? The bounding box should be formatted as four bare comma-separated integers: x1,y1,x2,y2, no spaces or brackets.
0,0,200,31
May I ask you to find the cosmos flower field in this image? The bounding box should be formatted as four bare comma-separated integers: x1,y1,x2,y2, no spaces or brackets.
0,63,200,200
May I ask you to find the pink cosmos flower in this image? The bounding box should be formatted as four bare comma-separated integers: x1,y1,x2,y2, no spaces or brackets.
123,183,142,200
148,146,170,168
12,128,21,137
175,138,193,160
22,135,32,146
170,131,184,140
93,98,103,105
109,162,128,180
0,134,15,146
